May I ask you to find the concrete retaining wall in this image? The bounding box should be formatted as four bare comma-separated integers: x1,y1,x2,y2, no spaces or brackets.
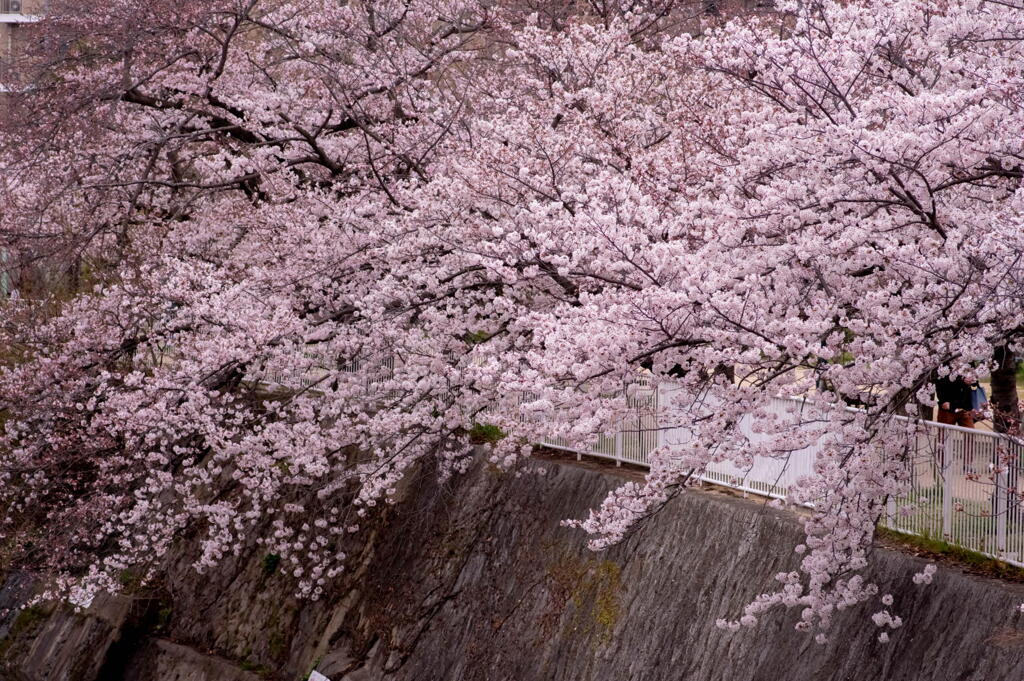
3,457,1023,680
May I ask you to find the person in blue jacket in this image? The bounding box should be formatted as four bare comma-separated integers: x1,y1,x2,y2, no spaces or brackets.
970,379,988,420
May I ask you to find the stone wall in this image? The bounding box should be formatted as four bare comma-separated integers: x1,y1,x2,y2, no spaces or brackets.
3,456,1024,680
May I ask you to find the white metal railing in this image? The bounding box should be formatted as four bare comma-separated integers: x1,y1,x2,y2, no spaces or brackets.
258,352,396,394
253,351,1024,567
538,386,1024,568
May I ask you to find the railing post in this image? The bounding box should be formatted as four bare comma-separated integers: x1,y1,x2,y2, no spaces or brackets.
942,431,953,540
886,496,897,529
654,383,663,453
996,467,1008,554
614,429,623,467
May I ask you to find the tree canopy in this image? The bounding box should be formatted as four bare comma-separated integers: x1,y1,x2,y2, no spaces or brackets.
2,0,1023,637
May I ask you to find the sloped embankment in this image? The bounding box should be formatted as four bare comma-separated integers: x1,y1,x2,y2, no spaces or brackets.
3,455,1024,681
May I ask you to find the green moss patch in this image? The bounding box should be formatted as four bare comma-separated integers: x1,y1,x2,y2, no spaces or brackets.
261,553,281,576
547,554,623,644
876,526,1024,582
469,422,505,444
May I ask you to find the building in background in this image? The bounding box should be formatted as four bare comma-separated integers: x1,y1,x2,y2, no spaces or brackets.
1,0,41,297
1,0,42,92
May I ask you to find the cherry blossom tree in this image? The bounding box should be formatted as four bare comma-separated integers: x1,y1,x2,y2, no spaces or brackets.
1,0,1023,639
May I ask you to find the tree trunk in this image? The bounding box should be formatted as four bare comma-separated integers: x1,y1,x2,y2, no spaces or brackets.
990,346,1020,435
887,370,935,420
